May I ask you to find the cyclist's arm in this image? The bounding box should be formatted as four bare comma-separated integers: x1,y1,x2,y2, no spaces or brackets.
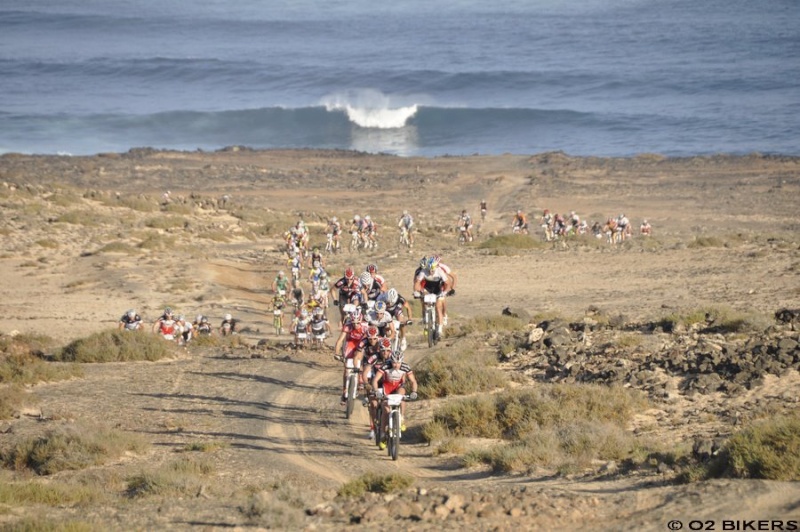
334,330,347,354
371,369,384,391
406,372,418,394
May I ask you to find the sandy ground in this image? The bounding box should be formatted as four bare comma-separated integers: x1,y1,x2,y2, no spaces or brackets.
0,149,799,530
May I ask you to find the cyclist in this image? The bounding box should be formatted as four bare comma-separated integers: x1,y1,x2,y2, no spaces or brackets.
272,270,290,297
193,314,213,335
331,267,363,324
327,216,342,251
220,313,239,336
398,210,414,247
372,350,418,449
366,300,396,340
457,209,473,242
333,306,369,405
383,288,413,351
480,199,487,221
362,337,394,439
291,308,312,348
309,307,331,347
152,307,175,334
413,255,457,341
119,309,143,331
512,209,529,234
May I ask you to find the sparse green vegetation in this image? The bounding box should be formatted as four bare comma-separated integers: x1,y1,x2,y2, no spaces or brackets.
55,210,108,226
0,333,82,389
656,305,770,333
416,348,506,398
337,471,414,498
144,215,186,230
0,518,96,532
56,330,175,363
479,234,545,252
422,384,650,472
95,241,138,255
0,478,105,506
125,457,214,498
181,441,229,453
694,414,800,481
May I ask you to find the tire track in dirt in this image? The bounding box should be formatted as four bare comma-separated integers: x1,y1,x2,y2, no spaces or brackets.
203,256,469,489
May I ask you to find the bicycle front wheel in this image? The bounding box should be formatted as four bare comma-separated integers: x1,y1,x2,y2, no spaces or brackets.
390,409,401,460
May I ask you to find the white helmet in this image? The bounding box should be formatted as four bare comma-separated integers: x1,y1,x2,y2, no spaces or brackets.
364,215,371,220
127,309,136,318
359,271,373,287
332,216,338,222
403,210,408,216
196,314,203,323
387,288,399,306
224,313,232,321
354,215,361,221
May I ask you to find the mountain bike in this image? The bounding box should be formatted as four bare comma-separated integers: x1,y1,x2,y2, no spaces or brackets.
399,226,411,248
349,231,361,253
272,309,283,335
391,319,413,352
457,225,469,245
420,293,439,347
326,232,341,254
379,393,413,461
343,357,360,419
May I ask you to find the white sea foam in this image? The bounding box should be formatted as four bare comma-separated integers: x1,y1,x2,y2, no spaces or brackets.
322,89,418,129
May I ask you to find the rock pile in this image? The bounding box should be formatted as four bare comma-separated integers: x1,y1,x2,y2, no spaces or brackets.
504,317,800,399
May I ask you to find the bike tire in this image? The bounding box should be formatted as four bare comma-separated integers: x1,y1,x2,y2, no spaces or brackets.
375,415,383,447
345,373,357,419
390,410,400,460
426,309,435,347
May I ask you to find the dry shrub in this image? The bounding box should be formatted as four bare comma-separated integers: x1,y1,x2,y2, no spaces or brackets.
703,414,800,481
2,424,148,475
424,384,649,471
57,330,175,363
0,518,95,532
0,384,27,419
126,457,213,498
415,348,506,399
0,333,82,388
0,478,105,506
337,471,414,498
479,234,545,251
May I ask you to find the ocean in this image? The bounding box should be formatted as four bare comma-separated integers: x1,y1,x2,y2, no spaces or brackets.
1,0,798,157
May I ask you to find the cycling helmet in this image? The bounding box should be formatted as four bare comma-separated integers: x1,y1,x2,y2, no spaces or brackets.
351,308,362,323
359,271,373,287
367,326,379,339
419,256,428,269
344,267,355,280
201,316,209,324
331,216,337,222
380,338,392,351
314,307,324,317
375,300,387,313
387,288,399,306
427,256,440,272
278,270,285,277
195,314,203,323
403,210,408,216
127,309,136,318
364,215,371,221
224,313,232,321
391,350,404,363
366,263,378,274
300,309,308,317
354,215,361,221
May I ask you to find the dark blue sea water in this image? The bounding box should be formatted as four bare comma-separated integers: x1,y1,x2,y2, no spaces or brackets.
1,0,798,157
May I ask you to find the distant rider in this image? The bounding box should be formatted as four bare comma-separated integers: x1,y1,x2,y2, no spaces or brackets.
119,309,143,331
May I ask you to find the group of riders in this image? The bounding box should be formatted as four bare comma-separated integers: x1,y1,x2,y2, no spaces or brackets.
118,307,239,345
275,216,458,446
507,208,651,244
